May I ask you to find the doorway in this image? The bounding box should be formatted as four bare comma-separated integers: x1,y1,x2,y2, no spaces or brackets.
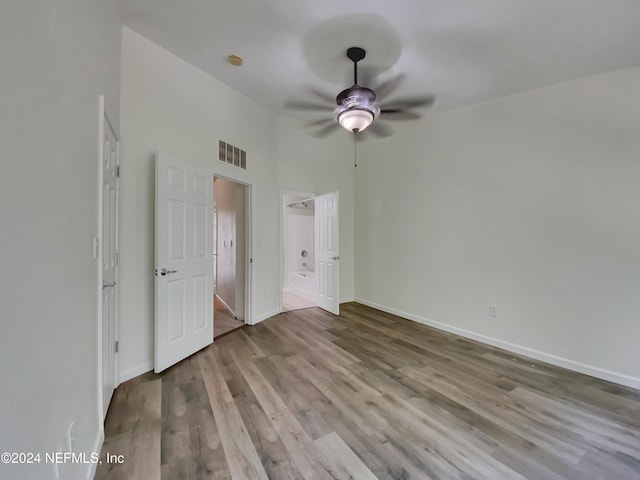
154,157,252,372
213,176,248,338
281,190,340,315
282,193,317,312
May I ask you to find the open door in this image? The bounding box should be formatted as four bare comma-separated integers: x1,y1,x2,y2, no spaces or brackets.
99,96,119,417
315,191,339,315
155,152,213,373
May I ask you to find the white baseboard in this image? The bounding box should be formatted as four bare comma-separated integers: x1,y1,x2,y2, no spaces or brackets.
215,294,237,319
119,360,153,384
85,429,105,480
355,298,640,390
253,308,280,325
340,296,355,304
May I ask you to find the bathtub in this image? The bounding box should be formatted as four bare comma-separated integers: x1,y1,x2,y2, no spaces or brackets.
288,270,316,302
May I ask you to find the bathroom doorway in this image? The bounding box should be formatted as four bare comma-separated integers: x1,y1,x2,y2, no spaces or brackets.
281,189,340,314
282,193,317,312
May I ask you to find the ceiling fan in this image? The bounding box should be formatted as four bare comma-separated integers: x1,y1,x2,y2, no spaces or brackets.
285,47,434,138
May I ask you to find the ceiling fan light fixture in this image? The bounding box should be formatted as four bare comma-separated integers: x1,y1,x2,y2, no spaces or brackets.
285,46,432,138
338,107,374,133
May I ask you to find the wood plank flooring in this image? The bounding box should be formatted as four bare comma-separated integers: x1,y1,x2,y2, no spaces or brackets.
95,303,640,479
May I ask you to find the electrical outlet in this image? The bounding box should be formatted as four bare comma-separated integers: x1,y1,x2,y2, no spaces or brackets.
489,306,498,318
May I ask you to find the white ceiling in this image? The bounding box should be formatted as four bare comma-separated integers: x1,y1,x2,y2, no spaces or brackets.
118,0,640,119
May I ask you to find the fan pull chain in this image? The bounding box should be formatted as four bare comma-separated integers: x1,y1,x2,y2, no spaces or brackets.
354,133,357,168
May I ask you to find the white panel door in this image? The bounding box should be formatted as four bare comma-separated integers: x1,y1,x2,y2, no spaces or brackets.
155,152,213,373
315,191,339,315
101,102,119,417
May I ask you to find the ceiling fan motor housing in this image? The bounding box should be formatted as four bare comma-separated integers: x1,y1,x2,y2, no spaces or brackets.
335,86,380,123
335,87,380,133
336,85,376,107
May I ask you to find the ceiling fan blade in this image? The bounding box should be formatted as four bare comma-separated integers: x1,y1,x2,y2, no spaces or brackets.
381,94,435,111
308,87,336,104
306,117,335,127
373,73,405,102
283,100,334,112
367,121,393,138
379,109,422,121
313,122,340,138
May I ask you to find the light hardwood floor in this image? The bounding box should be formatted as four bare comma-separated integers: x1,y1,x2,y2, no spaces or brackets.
214,296,244,338
96,303,640,479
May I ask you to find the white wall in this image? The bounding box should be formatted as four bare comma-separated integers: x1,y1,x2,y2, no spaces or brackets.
355,67,640,388
277,117,355,302
0,1,121,479
119,28,281,380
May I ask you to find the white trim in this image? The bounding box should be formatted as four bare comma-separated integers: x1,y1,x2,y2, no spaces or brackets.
96,95,121,427
215,293,236,319
254,308,280,325
355,298,640,390
340,297,355,304
119,361,153,384
96,95,105,427
245,182,252,326
85,429,105,480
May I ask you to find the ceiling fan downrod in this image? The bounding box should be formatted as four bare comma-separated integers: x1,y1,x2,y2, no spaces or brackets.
346,47,366,85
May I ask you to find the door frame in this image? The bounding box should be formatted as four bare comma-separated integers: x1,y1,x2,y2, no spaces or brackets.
279,189,316,313
96,95,120,425
213,173,253,326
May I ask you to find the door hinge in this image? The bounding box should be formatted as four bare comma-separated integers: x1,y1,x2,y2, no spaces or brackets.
115,252,120,265
115,340,119,353
115,165,120,178
250,258,253,264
